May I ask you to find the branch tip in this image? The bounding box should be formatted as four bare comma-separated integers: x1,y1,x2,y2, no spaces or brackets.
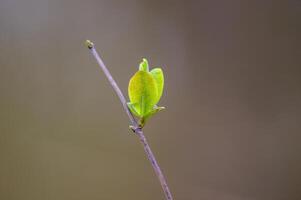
85,40,94,49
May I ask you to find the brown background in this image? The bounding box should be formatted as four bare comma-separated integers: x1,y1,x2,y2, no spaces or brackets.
0,0,300,199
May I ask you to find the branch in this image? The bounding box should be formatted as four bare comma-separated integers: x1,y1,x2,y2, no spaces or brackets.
85,40,174,200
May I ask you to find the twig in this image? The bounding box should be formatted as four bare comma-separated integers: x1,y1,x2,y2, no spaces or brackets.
85,40,174,200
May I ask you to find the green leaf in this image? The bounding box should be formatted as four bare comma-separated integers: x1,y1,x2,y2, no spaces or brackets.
140,106,165,127
128,58,166,128
150,68,164,104
139,58,149,72
127,102,139,116
128,70,158,117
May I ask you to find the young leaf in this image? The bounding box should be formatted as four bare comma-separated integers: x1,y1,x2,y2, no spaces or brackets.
128,58,165,127
128,70,158,117
150,68,164,104
139,58,149,72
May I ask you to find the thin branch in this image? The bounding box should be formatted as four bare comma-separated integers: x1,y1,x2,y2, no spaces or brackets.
135,129,174,200
85,40,136,127
85,40,174,200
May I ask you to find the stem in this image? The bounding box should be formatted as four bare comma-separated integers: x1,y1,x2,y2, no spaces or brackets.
136,129,173,200
85,40,173,200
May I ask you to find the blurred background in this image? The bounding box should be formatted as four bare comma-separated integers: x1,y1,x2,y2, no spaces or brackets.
0,0,300,199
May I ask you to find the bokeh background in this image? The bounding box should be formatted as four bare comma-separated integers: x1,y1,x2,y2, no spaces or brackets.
0,0,300,199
